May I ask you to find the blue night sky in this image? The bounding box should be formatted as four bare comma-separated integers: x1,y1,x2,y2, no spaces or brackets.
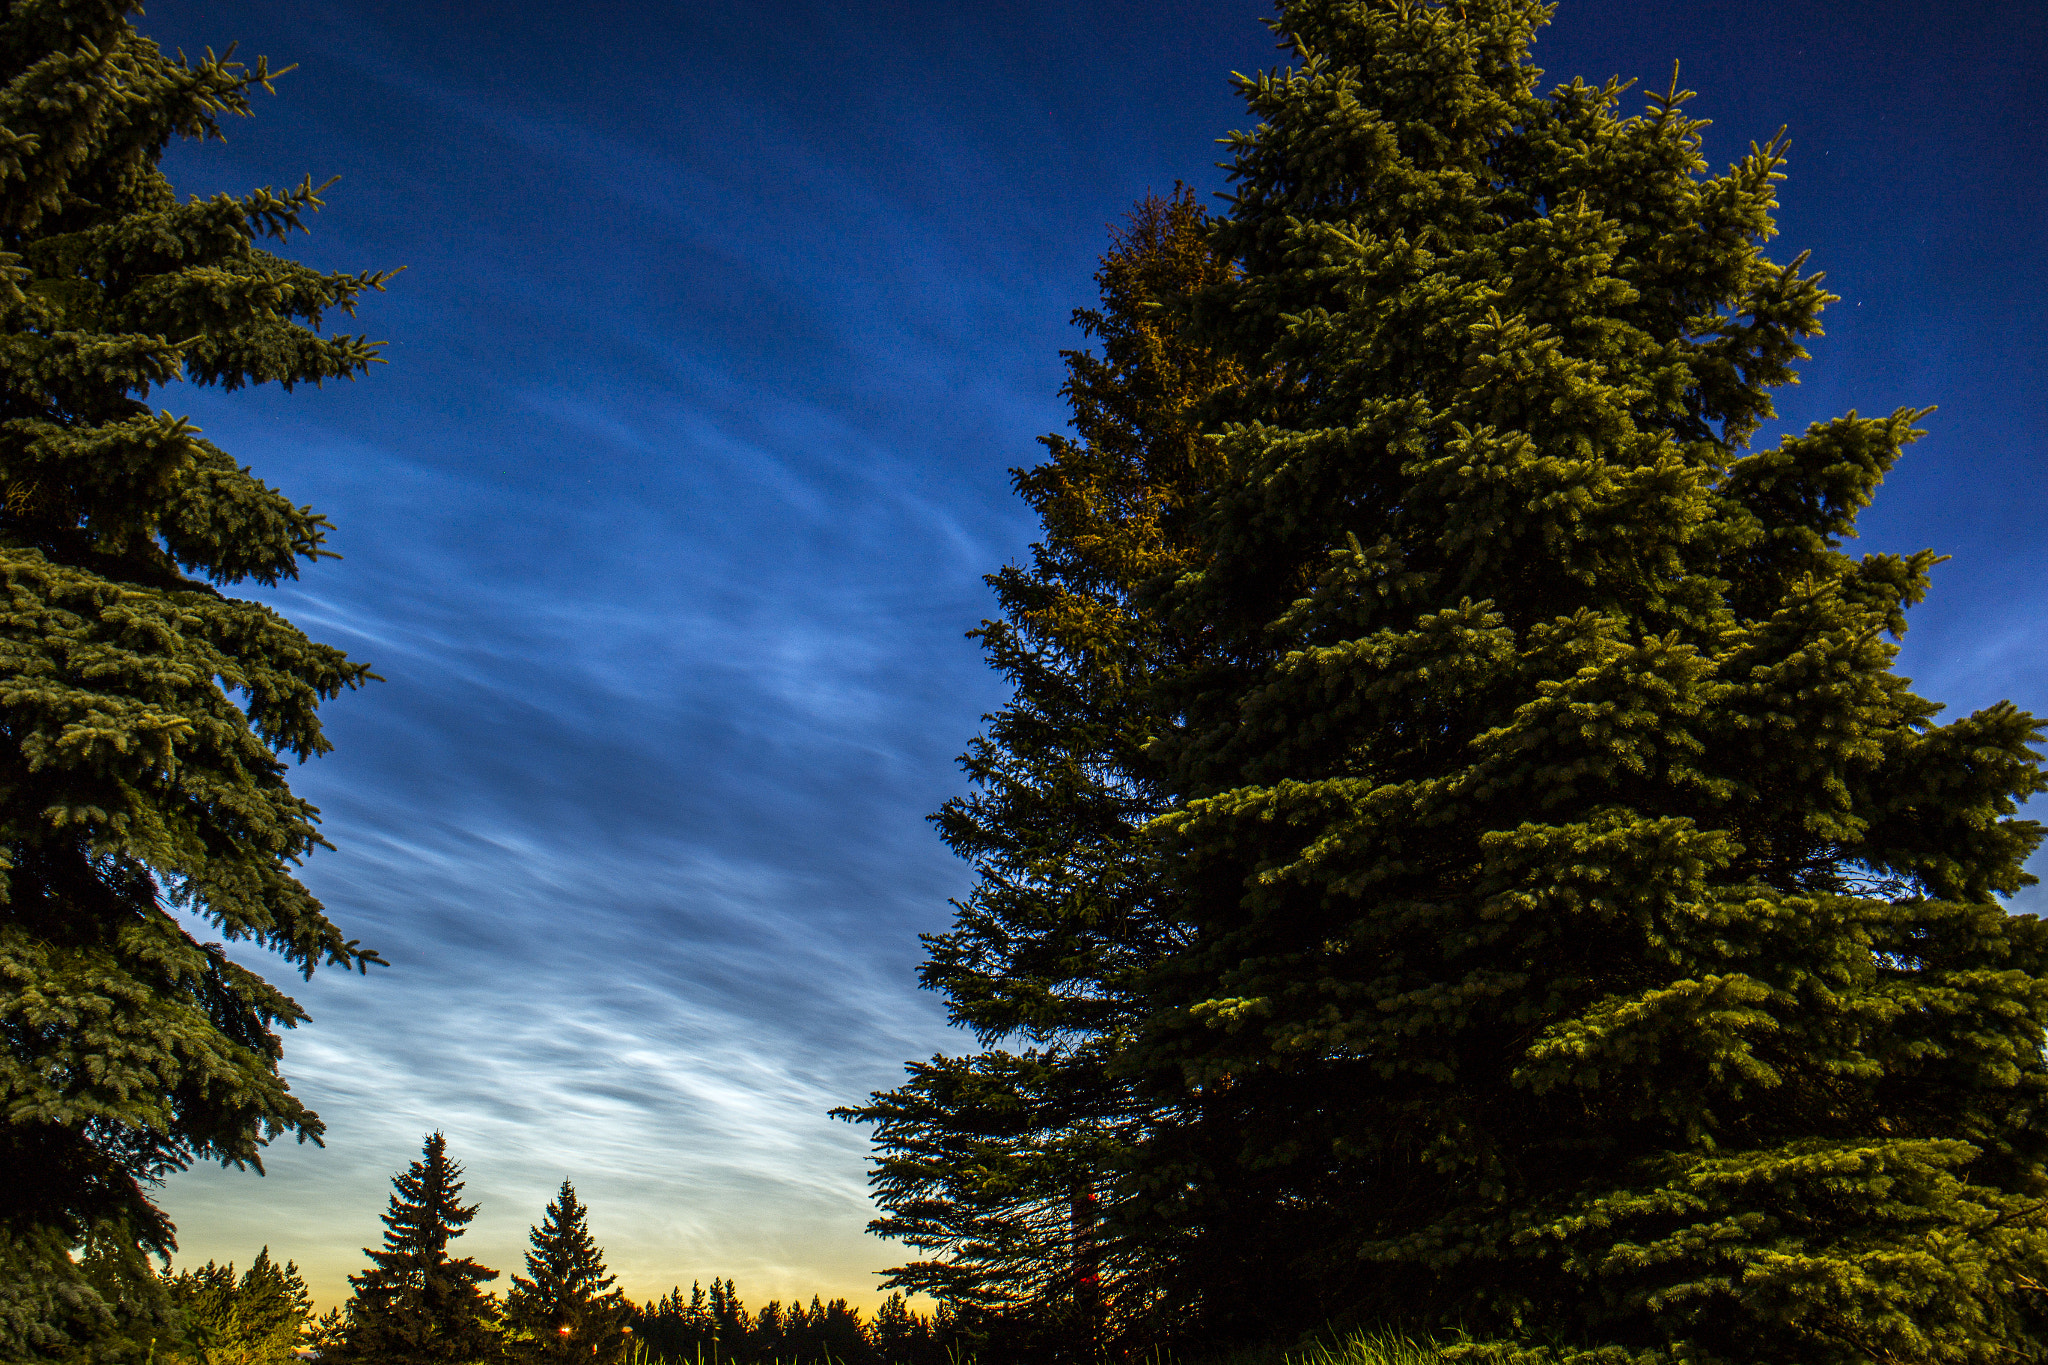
139,0,2044,1313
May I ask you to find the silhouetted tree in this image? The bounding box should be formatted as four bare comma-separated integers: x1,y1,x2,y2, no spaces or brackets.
331,1134,501,1365
816,1299,874,1365
706,1279,748,1354
869,1294,932,1365
748,1300,786,1362
632,1280,944,1365
505,1181,630,1364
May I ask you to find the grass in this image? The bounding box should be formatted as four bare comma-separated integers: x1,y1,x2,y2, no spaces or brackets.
1189,1327,1462,1365
1291,1331,1451,1365
621,1326,1486,1365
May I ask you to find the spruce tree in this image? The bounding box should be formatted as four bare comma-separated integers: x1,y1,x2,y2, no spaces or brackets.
1105,1,2048,1360
843,189,1236,1335
334,1133,502,1365
0,1,388,1348
707,1278,748,1349
505,1181,630,1364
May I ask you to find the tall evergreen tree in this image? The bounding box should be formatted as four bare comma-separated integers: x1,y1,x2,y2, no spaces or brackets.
1105,1,2048,1360
0,1,388,1351
843,189,1237,1338
505,1181,630,1364
333,1133,502,1365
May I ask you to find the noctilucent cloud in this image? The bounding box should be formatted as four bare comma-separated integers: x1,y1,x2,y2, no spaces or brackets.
139,0,2044,1313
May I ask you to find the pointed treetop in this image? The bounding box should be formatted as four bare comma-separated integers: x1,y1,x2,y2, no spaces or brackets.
515,1179,617,1302
366,1131,480,1273
332,1133,499,1365
505,1178,630,1362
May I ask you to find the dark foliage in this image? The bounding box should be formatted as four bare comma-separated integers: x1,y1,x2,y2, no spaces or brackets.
631,1281,952,1365
840,188,1239,1352
860,2,2048,1361
506,1181,632,1363
162,1248,313,1365
328,1133,502,1365
0,2,388,1357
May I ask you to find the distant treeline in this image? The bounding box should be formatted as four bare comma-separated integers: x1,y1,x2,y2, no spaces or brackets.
282,1133,977,1365
135,1133,1073,1365
630,1281,953,1365
131,1255,967,1365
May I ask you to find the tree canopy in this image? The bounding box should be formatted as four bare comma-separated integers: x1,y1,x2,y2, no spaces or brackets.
0,2,387,1357
864,1,2048,1361
331,1133,502,1365
505,1180,631,1363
